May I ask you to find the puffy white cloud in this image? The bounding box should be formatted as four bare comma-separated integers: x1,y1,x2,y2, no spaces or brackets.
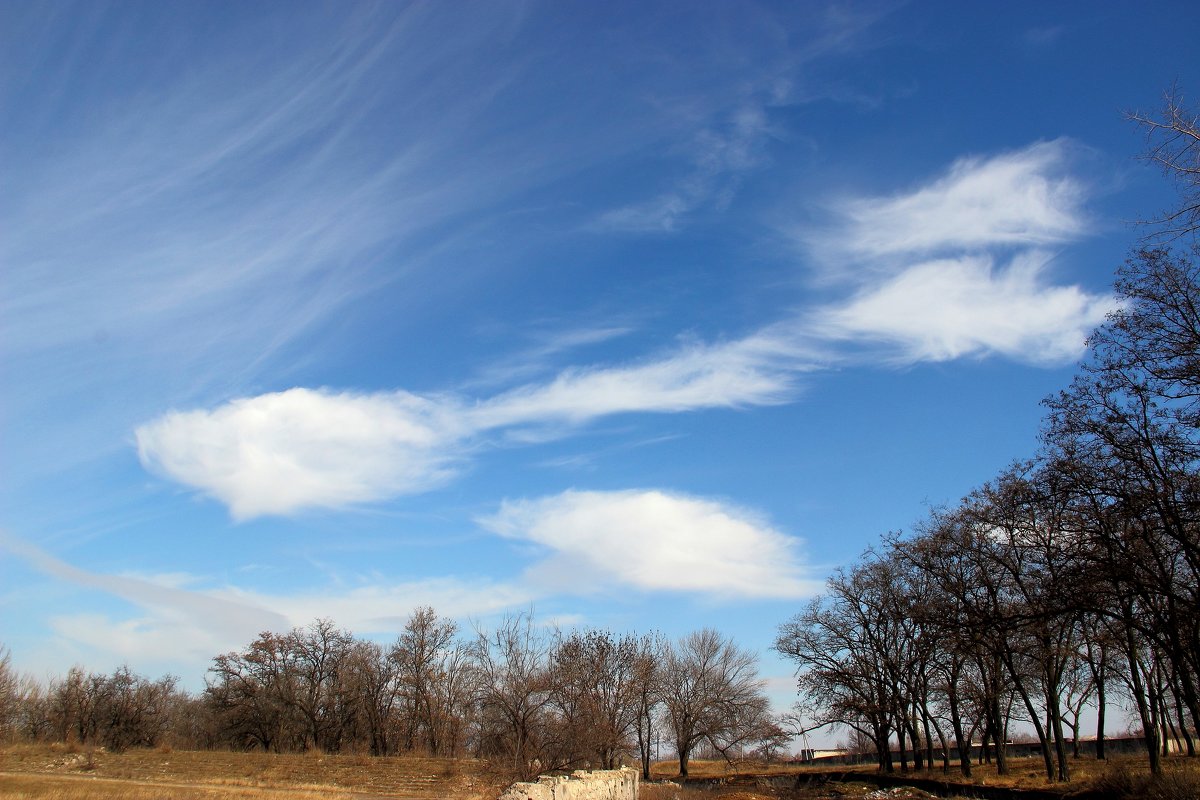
817,252,1116,365
136,336,806,519
815,140,1088,261
479,489,817,599
800,140,1114,365
137,388,468,519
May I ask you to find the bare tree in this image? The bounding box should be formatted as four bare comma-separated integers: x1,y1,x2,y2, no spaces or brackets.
631,633,664,781
959,467,1087,783
0,646,17,743
391,606,474,756
14,673,53,743
777,589,895,772
96,666,180,751
282,619,357,752
206,632,293,751
470,611,555,779
660,629,770,778
1042,245,1200,772
343,639,401,755
1130,87,1200,240
549,629,648,769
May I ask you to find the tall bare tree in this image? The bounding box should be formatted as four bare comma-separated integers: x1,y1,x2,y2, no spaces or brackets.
631,633,664,781
660,629,770,778
549,629,649,769
469,611,555,779
391,606,473,756
206,632,293,751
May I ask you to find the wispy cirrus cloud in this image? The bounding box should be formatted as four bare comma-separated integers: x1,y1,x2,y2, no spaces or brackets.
471,331,804,429
2,2,894,494
593,4,889,234
596,105,773,232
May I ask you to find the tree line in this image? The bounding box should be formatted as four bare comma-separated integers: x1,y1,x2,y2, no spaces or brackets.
775,91,1200,783
0,611,783,780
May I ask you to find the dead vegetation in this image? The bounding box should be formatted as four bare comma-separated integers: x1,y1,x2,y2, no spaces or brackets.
644,755,1200,800
0,742,501,800
4,747,1200,800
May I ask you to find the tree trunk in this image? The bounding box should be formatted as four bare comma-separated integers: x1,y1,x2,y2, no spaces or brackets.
1123,626,1161,774
947,682,971,778
1049,693,1071,782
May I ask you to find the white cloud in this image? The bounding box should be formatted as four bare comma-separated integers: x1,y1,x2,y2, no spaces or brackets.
137,389,468,519
811,140,1089,263
9,485,808,674
39,576,536,680
133,139,1110,521
50,613,235,668
817,252,1116,365
799,140,1114,366
479,489,818,599
1022,26,1064,48
472,335,801,429
223,577,537,633
137,335,808,518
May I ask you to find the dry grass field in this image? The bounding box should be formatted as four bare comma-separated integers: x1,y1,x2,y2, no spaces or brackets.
4,747,1199,800
645,754,1200,799
0,743,502,800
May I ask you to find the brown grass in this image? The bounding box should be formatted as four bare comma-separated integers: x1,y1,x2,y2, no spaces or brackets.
646,754,1200,798
0,744,501,800
5,748,1198,800
0,771,365,800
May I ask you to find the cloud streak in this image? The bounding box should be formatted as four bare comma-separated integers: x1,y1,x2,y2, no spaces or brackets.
136,140,1116,519
136,335,809,518
1,531,288,664
596,106,773,232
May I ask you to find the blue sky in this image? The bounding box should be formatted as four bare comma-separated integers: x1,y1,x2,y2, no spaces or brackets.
2,0,1197,723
